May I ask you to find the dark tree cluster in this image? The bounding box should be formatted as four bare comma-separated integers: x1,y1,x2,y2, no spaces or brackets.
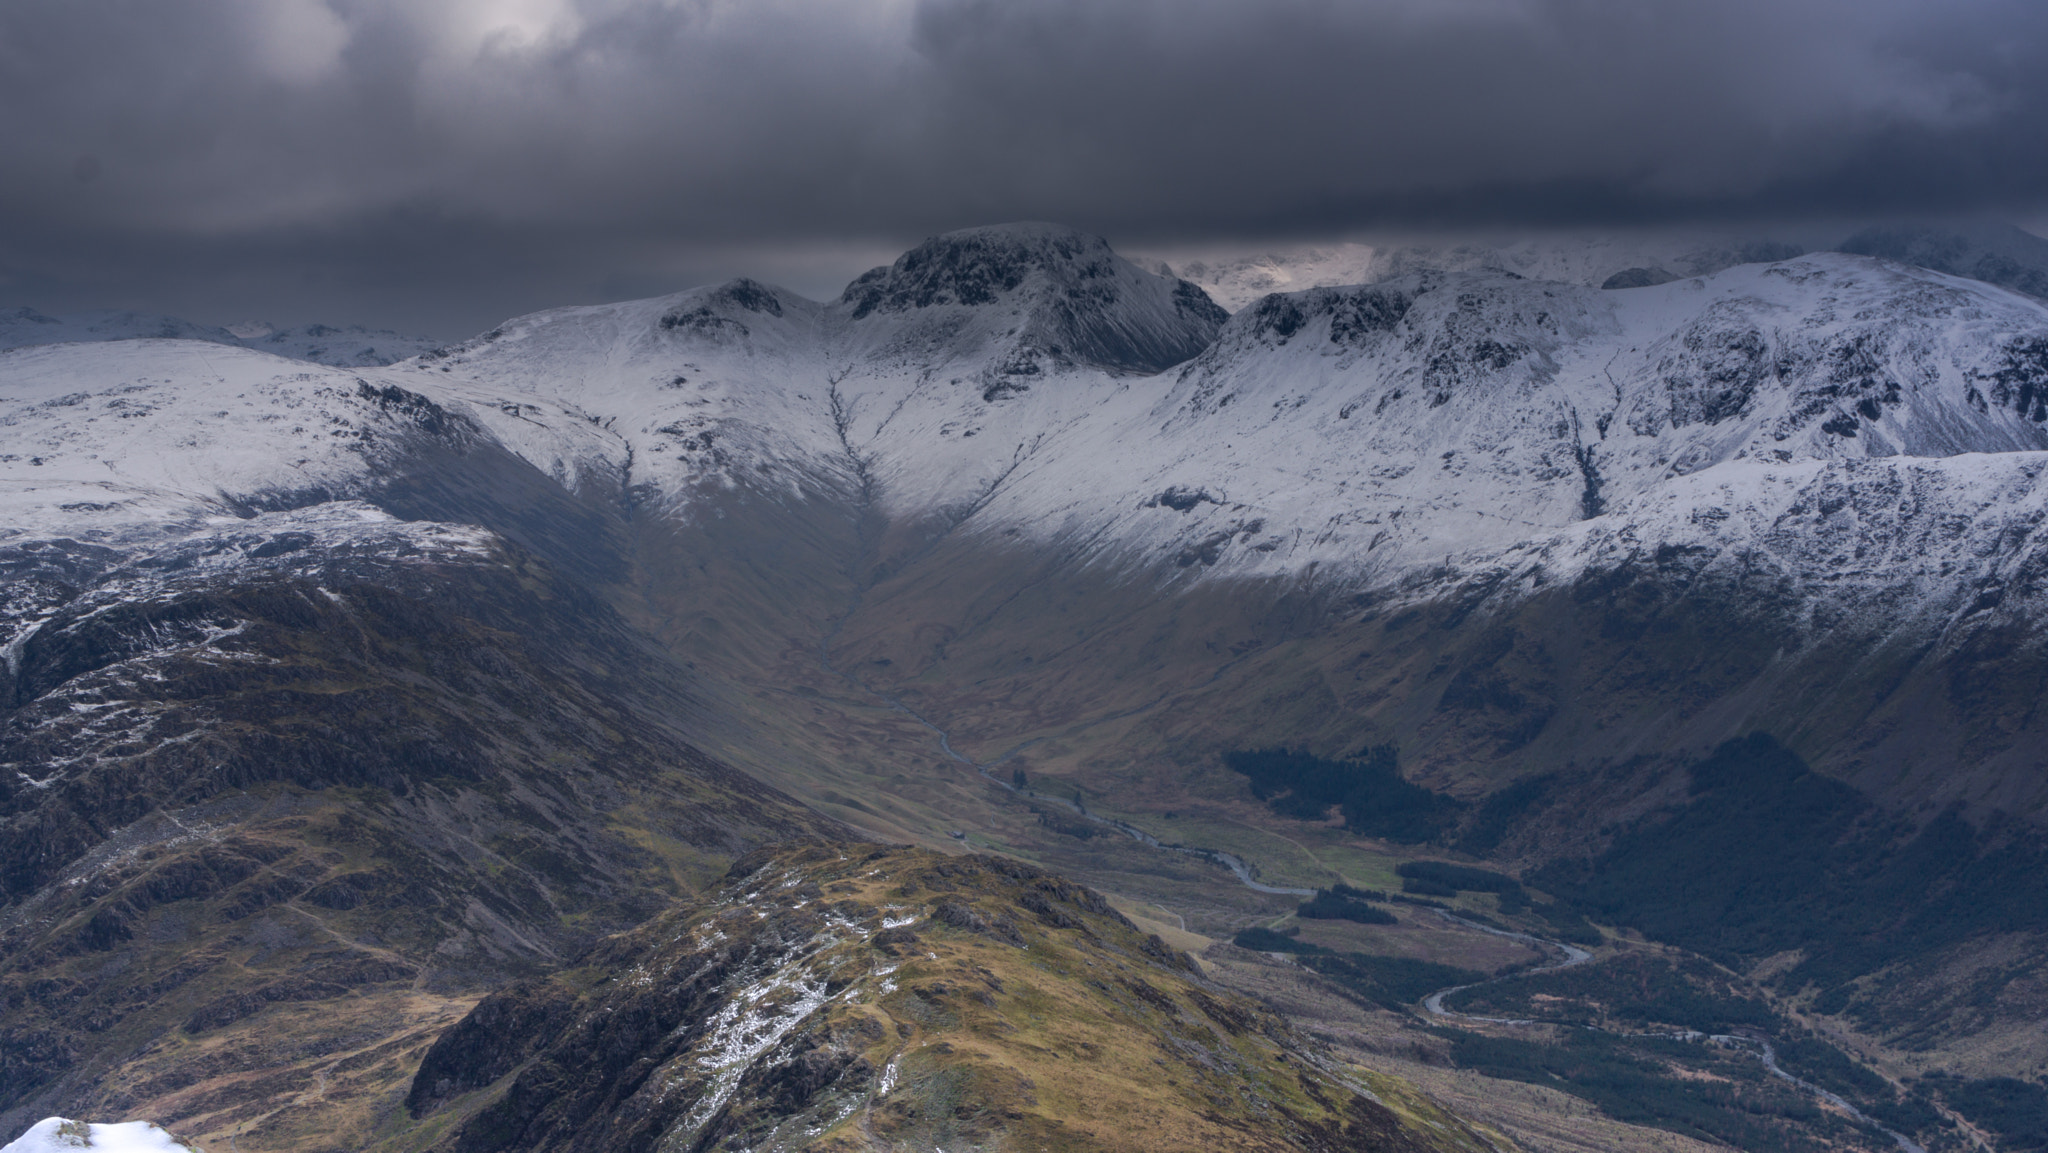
1296,886,1397,925
1224,746,1462,842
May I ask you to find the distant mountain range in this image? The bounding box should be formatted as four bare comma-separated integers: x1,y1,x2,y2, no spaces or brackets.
6,220,2048,1151
0,307,440,367
1153,220,2048,310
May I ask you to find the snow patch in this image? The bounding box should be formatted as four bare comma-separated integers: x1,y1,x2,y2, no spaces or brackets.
1,1118,198,1153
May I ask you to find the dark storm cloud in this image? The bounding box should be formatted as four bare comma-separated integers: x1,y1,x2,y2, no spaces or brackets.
2,0,2044,333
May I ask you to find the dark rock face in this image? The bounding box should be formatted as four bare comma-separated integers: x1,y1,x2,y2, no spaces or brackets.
407,979,579,1117
1172,278,1230,328
842,230,1060,314
1243,285,1411,349
660,306,751,340
1984,335,2048,422
1660,311,1770,427
839,223,1228,374
710,278,785,316
657,279,793,343
355,381,457,436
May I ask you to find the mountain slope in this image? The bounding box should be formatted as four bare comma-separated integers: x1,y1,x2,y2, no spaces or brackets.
361,231,2048,1092
16,226,2047,846
416,238,2048,820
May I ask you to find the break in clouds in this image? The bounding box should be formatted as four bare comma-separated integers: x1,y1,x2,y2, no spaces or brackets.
3,0,2045,331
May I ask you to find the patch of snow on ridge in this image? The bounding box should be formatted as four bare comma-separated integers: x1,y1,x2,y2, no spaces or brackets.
0,340,476,546
676,967,832,1141
0,1117,199,1153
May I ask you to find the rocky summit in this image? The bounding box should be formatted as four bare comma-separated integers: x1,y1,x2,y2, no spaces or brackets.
395,843,1498,1153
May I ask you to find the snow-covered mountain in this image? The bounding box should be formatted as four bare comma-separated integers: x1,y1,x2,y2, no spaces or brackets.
0,307,439,367
357,241,2047,608
12,227,2048,673
1149,222,2048,314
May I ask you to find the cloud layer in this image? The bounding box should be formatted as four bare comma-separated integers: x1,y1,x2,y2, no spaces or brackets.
4,0,2044,332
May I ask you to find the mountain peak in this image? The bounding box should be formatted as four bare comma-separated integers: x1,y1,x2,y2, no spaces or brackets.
839,222,1228,374
839,222,1117,316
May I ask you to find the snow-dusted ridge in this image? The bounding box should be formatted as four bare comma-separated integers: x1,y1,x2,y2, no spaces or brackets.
0,340,486,547
1007,255,2048,586
1152,232,1816,311
7,225,2048,650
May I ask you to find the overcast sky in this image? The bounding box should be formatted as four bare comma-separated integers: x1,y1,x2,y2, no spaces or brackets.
4,0,2045,336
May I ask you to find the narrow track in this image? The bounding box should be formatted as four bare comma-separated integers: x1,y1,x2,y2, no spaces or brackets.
1419,911,1926,1153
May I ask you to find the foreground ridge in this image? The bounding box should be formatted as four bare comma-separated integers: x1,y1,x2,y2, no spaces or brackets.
397,843,1505,1153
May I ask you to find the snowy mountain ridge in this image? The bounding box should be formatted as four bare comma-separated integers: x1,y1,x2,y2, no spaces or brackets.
9,227,2048,621
1149,233,1815,311
1149,222,2048,313
384,243,2048,614
0,340,484,547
